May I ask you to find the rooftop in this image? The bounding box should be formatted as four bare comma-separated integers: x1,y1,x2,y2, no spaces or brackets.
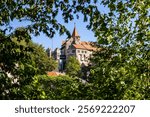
73,41,97,51
47,71,64,76
72,24,80,38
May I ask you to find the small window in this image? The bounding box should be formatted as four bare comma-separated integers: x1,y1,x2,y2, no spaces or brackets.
82,51,84,53
84,55,86,61
85,51,87,53
78,50,80,53
80,54,83,61
72,50,75,53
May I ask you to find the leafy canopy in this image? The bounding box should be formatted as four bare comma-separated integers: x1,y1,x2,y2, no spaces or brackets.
65,56,81,77
89,0,150,99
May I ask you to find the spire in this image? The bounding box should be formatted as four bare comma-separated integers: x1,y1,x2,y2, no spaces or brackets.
72,23,80,38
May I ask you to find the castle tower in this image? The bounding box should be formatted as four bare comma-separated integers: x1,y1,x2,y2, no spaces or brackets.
46,48,52,57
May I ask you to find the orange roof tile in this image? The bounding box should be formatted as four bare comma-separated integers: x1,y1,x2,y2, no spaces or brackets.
73,44,85,50
47,71,58,76
73,41,97,51
47,71,65,76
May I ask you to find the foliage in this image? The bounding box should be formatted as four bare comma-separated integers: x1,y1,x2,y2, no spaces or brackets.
28,42,58,74
89,0,150,99
0,0,100,38
0,28,57,99
0,0,149,99
65,56,81,77
0,28,36,99
23,75,89,100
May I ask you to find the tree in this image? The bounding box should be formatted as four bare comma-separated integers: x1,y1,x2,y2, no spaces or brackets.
88,0,150,99
28,42,58,74
23,74,97,100
0,28,57,99
65,56,81,77
28,75,83,100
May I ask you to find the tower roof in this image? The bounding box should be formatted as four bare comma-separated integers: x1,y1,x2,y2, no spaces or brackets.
72,24,80,38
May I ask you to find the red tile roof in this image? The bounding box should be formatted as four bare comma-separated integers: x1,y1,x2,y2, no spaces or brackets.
73,41,97,51
47,71,64,76
73,44,85,50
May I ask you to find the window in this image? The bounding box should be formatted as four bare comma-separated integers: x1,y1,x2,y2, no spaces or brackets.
78,50,80,53
72,50,75,53
82,51,84,53
80,54,83,61
84,55,86,61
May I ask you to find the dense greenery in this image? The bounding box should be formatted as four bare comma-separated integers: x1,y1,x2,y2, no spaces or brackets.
0,31,57,99
65,56,81,77
0,0,149,99
25,75,83,100
29,42,58,74
89,0,150,99
21,74,101,100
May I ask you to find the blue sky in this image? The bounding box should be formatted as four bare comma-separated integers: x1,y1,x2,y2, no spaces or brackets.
8,15,96,50
32,3,108,50
32,19,96,50
6,3,108,50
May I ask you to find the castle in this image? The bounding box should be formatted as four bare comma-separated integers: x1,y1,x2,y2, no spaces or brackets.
46,26,96,71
